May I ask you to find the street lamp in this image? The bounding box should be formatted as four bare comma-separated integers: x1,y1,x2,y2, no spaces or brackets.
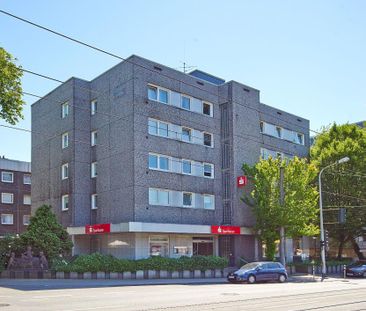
318,156,350,281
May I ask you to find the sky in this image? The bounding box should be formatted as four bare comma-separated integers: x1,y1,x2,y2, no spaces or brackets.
0,0,365,162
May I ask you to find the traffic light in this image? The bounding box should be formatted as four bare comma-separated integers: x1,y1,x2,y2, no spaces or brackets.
338,208,346,224
324,230,329,252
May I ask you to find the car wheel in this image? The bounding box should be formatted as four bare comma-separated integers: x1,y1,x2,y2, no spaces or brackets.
247,275,256,284
278,274,286,283
363,272,366,278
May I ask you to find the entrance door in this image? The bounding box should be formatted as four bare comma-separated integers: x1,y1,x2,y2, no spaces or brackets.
193,237,213,256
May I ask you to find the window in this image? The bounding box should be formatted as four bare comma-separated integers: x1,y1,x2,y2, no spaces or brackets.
183,192,193,207
1,171,13,183
260,121,264,133
159,89,169,104
91,194,97,210
1,193,13,204
182,127,192,142
148,85,158,101
62,132,69,149
1,214,13,225
149,154,170,171
23,194,31,205
182,160,192,174
61,102,69,118
61,195,69,211
203,195,214,209
149,154,158,169
91,100,97,115
61,163,69,180
202,102,212,116
23,215,30,226
203,133,213,147
297,133,304,145
149,236,169,257
91,131,97,146
159,156,170,171
149,188,169,206
181,96,191,110
148,119,158,135
203,164,213,178
158,122,169,137
23,174,31,185
91,162,97,178
276,126,282,138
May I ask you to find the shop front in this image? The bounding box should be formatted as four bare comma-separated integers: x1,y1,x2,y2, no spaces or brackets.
67,222,252,260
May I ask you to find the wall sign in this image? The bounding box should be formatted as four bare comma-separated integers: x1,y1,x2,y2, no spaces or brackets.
85,223,111,234
211,225,241,235
237,176,247,187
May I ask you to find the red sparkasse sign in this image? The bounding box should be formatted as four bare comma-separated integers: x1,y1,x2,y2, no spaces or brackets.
211,225,241,235
85,223,111,234
237,176,247,187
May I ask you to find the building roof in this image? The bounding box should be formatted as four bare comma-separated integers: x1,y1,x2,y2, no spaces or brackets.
0,157,31,172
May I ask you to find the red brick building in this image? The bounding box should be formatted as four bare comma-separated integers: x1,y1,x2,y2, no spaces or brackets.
0,157,31,236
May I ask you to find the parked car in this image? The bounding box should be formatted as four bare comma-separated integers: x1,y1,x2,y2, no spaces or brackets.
346,261,366,277
227,261,287,284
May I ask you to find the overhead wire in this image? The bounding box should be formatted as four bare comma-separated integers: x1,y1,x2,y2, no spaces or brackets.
0,9,321,136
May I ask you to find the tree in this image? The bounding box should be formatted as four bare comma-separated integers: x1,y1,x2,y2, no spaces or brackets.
242,157,319,261
20,205,73,261
311,123,366,259
0,47,25,124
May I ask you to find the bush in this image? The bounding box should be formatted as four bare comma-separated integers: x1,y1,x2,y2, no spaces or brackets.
53,254,228,273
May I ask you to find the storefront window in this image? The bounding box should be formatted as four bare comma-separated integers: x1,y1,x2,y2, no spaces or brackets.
149,236,169,257
173,246,189,255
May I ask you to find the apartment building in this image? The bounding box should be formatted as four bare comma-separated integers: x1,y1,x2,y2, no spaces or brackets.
0,157,31,236
31,55,309,263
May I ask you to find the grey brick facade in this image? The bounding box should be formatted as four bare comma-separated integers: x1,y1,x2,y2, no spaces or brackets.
31,55,309,262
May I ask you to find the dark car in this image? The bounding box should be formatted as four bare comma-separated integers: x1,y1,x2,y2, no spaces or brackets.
346,261,366,277
227,261,287,284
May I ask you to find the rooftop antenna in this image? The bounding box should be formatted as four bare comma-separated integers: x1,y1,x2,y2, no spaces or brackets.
175,41,197,73
178,61,197,73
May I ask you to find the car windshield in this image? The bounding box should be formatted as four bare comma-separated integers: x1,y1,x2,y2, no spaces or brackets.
350,261,366,267
240,263,260,270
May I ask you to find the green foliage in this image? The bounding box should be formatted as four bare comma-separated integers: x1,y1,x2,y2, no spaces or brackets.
0,47,25,124
53,254,228,272
0,234,23,271
20,205,73,261
242,157,319,260
311,123,366,259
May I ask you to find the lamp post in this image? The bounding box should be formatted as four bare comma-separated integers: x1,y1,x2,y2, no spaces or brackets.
318,156,350,281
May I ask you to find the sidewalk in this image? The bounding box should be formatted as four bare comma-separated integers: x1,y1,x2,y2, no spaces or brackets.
288,273,348,283
0,274,350,291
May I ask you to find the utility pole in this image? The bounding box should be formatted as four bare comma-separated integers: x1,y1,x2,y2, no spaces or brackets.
279,165,286,267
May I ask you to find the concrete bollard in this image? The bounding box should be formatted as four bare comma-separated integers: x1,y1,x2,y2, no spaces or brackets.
204,270,213,278
148,270,156,279
183,270,191,278
110,272,119,279
159,270,168,279
97,272,105,279
135,270,144,279
123,271,132,279
56,272,64,279
171,271,179,279
215,269,222,278
83,272,92,279
70,272,78,279
194,270,201,278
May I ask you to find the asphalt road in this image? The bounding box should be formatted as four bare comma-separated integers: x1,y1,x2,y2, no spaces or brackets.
0,278,366,310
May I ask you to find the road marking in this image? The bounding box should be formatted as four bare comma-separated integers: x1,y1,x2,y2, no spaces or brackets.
30,294,73,299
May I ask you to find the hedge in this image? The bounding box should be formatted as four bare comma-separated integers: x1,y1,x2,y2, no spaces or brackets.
53,253,228,273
